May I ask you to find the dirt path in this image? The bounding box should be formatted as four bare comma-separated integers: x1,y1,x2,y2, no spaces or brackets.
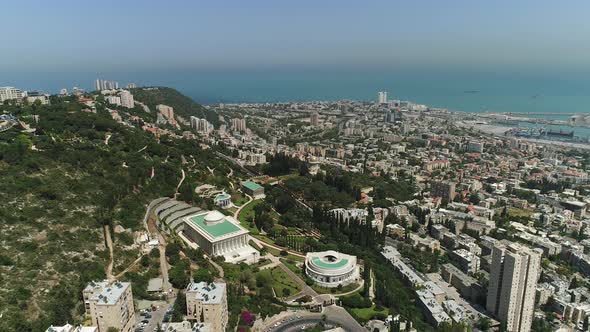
104,225,114,281
114,255,143,279
174,169,186,197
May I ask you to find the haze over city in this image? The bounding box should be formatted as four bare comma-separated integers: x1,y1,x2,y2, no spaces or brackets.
2,2,590,332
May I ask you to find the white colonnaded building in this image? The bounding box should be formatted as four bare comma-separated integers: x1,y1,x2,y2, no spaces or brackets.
182,210,259,264
305,250,360,288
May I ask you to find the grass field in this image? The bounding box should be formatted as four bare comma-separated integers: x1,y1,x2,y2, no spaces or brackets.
257,266,302,298
237,199,261,233
281,258,303,275
231,191,248,206
350,305,389,321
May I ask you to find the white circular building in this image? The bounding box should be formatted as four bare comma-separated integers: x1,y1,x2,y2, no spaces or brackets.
305,250,360,288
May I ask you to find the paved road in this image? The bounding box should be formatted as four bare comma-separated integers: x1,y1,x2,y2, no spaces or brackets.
157,234,172,292
174,168,186,198
263,306,365,332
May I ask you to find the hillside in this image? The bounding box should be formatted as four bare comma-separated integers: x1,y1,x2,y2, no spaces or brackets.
0,89,231,331
130,87,219,127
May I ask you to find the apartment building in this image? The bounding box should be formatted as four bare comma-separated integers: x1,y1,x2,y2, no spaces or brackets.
83,281,135,332
0,86,24,103
186,281,228,332
487,243,542,332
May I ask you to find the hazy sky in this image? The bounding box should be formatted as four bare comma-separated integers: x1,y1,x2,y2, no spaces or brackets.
2,0,590,73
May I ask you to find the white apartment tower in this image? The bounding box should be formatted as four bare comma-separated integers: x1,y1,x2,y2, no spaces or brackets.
486,243,542,332
231,118,247,132
0,87,24,103
378,91,388,104
119,90,134,108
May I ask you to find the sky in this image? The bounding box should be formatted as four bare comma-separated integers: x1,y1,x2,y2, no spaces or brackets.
2,0,590,70
1,0,590,93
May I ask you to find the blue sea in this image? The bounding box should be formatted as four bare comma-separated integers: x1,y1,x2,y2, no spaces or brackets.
4,66,590,115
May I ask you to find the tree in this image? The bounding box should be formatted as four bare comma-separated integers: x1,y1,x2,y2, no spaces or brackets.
469,192,480,205
168,260,190,288
476,317,491,331
283,287,291,297
178,182,194,203
171,291,186,322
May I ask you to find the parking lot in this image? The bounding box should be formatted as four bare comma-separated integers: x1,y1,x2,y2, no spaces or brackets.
135,304,173,332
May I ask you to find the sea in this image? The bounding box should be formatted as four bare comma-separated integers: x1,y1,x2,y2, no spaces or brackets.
4,66,590,137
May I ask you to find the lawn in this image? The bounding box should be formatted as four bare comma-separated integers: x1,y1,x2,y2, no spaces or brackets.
237,199,261,234
350,305,389,321
257,266,302,298
280,258,303,275
231,191,248,206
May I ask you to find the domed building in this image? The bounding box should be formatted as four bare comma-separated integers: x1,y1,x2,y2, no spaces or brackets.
182,210,259,264
305,250,360,288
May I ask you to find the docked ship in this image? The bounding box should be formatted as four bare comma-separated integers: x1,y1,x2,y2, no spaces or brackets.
547,129,574,137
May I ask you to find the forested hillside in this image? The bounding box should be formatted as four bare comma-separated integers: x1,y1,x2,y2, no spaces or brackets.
0,91,228,331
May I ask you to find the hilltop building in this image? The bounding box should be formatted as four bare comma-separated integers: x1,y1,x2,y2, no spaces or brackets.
305,250,360,288
213,193,231,209
119,90,134,108
241,181,264,198
182,211,259,264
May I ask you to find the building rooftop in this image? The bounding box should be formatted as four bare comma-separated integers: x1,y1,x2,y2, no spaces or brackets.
306,250,357,272
242,181,262,191
187,211,244,239
84,280,130,306
186,281,226,304
312,256,350,269
214,193,231,201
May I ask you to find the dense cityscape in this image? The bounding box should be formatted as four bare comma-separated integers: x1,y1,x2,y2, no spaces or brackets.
2,79,590,332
